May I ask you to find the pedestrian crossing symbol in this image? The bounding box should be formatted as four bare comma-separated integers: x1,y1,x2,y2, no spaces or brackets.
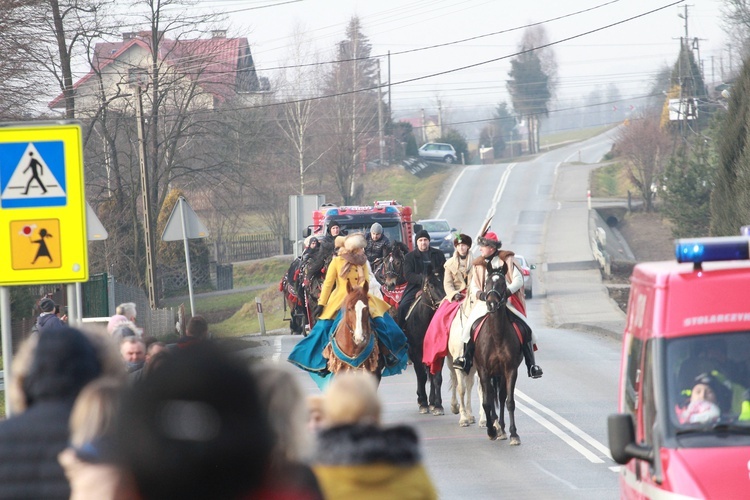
0,141,66,208
10,219,62,270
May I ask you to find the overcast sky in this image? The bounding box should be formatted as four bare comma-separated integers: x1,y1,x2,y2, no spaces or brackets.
205,0,727,118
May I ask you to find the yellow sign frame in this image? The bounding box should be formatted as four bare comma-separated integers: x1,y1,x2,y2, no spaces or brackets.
0,122,87,285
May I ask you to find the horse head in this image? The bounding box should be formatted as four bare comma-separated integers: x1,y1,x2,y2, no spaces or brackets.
484,260,509,314
344,280,371,345
420,265,446,311
380,242,408,290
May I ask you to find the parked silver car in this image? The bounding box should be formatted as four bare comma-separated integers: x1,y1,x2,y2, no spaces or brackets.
418,143,457,164
514,255,535,299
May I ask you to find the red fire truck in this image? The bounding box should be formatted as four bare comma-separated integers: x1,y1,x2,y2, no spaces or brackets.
608,234,750,499
306,200,416,251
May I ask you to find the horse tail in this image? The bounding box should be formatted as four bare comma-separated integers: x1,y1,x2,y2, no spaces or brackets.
489,376,501,407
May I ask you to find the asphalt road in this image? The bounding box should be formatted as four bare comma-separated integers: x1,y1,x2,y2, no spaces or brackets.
250,132,626,499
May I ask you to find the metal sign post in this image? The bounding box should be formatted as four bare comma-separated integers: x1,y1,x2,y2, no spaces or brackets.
1,287,12,416
162,196,209,316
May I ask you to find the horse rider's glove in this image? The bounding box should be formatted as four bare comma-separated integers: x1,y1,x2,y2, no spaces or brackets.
313,304,325,318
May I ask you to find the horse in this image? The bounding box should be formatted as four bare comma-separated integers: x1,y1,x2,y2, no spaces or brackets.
280,257,309,335
473,260,525,444
322,281,384,379
447,302,479,427
377,242,409,311
404,268,446,415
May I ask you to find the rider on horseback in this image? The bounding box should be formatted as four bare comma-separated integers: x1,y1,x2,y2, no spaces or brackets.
365,222,391,270
453,231,543,379
422,233,473,374
398,230,446,329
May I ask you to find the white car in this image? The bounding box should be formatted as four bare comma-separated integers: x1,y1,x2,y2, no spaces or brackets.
418,143,457,164
514,255,535,299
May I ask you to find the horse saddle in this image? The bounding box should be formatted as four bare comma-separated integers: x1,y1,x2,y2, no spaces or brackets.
470,313,525,345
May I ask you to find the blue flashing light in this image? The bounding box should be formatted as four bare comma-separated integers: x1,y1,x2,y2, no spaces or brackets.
674,236,750,264
325,208,339,216
742,225,750,236
384,206,398,213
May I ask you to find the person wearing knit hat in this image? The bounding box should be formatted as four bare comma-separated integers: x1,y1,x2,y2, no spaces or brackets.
422,232,473,376
289,229,409,388
34,297,66,334
454,230,542,378
365,223,391,269
397,228,446,328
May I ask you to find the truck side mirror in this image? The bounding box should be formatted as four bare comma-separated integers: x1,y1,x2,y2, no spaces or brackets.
303,227,311,237
414,223,423,233
530,264,536,270
607,413,654,465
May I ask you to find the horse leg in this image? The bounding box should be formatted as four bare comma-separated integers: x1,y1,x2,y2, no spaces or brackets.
478,371,498,440
477,373,487,428
455,369,471,427
413,357,430,414
466,368,476,424
495,375,508,441
507,369,520,446
430,369,444,415
447,356,460,415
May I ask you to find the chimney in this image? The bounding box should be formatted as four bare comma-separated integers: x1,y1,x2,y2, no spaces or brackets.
211,30,227,39
122,32,136,40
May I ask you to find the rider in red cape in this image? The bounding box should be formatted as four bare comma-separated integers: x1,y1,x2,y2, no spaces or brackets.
423,233,473,375
453,231,543,378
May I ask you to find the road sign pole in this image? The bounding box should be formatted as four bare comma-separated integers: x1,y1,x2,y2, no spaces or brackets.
180,198,196,316
66,283,78,327
1,287,13,417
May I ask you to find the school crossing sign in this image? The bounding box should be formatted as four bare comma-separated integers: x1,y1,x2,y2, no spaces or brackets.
0,122,88,285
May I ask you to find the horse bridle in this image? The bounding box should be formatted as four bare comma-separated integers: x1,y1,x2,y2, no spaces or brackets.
420,273,443,311
382,252,402,278
485,271,508,314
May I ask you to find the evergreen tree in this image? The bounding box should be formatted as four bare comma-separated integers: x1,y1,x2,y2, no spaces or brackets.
712,57,750,236
507,50,551,154
661,138,716,238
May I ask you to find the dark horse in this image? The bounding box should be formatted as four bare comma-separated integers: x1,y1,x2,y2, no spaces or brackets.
377,241,409,311
322,281,384,380
280,257,309,335
474,260,524,445
405,268,446,415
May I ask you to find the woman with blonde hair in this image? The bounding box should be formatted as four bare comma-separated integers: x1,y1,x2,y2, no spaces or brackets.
288,233,408,388
313,372,437,500
58,377,137,499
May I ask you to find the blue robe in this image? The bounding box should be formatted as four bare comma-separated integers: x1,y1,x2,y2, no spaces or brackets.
287,311,409,390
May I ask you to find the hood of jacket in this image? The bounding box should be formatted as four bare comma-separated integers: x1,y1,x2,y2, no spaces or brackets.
316,423,421,467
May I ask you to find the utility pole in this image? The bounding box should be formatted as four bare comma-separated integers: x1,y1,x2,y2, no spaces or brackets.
437,99,443,138
420,108,427,144
377,61,384,167
387,51,392,119
132,84,157,309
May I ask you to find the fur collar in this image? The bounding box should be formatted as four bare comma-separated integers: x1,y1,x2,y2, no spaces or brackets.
315,424,421,466
472,250,515,268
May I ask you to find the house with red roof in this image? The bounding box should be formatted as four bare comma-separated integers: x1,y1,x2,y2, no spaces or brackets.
49,30,268,116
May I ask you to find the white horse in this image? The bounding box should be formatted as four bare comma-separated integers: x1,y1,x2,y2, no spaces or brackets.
447,303,482,427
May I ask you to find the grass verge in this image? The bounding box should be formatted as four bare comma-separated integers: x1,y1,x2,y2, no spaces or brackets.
590,162,634,198
541,124,616,148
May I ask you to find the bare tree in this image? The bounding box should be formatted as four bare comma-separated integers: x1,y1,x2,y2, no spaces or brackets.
616,113,673,212
275,24,328,195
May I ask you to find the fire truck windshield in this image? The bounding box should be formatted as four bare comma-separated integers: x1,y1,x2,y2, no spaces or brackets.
665,331,750,442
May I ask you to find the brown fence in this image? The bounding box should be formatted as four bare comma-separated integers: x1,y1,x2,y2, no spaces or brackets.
211,233,281,263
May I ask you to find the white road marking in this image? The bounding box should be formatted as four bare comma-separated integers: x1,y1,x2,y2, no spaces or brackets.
435,168,468,219
516,401,605,463
516,390,612,457
271,336,283,362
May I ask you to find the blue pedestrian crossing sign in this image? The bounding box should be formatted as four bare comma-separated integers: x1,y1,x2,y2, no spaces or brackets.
0,122,88,285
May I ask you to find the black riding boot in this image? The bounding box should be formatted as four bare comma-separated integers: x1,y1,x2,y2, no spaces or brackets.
452,340,474,374
522,341,543,378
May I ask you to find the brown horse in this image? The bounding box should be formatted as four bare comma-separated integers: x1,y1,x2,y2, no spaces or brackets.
473,260,524,445
322,281,383,378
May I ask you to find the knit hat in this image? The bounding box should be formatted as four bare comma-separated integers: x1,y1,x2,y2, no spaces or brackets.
453,233,472,247
344,233,367,252
370,223,383,235
477,231,502,249
415,229,431,242
304,235,319,248
39,298,56,313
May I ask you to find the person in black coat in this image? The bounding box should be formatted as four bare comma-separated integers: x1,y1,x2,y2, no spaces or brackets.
34,297,67,333
398,230,446,327
0,327,104,499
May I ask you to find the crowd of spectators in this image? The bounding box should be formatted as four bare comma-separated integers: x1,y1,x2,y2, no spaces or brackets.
0,299,437,499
